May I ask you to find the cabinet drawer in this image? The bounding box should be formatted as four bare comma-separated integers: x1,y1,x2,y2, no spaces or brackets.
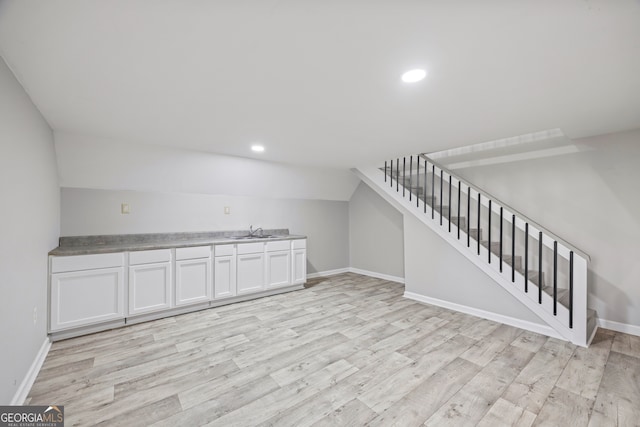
129,249,171,265
51,252,124,273
292,239,307,249
176,246,211,260
214,244,235,257
237,242,265,255
266,240,290,252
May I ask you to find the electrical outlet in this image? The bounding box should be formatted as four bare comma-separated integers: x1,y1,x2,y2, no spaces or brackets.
224,206,231,215
33,307,37,325
121,203,130,214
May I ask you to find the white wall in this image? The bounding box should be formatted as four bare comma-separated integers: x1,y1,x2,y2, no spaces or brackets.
403,214,545,325
456,129,640,330
56,132,358,274
61,188,349,274
0,57,59,403
348,182,404,278
55,132,360,201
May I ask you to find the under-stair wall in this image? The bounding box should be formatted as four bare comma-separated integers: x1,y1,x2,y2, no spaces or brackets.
403,213,559,337
355,154,595,347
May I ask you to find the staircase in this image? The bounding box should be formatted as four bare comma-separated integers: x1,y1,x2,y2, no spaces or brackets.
355,154,596,347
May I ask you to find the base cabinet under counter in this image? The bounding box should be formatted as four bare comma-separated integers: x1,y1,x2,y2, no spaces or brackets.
214,244,237,299
49,236,307,340
292,239,307,285
128,249,172,316
49,253,125,332
175,246,212,306
237,253,265,294
265,240,292,289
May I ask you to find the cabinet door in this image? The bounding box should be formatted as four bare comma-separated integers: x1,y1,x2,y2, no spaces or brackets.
50,267,125,331
292,249,307,285
214,255,237,299
128,262,171,315
237,253,265,294
266,250,291,288
175,258,212,306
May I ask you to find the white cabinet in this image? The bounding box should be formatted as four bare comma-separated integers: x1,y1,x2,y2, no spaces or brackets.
49,237,306,339
50,253,125,332
214,244,236,299
237,253,265,294
266,240,291,289
128,249,172,316
175,246,212,306
236,242,266,294
215,239,306,297
292,239,307,285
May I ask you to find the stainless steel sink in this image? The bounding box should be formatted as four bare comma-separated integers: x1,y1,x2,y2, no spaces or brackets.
229,235,275,240
229,226,281,240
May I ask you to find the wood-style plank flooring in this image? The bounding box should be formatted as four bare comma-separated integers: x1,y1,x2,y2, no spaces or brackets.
27,273,640,426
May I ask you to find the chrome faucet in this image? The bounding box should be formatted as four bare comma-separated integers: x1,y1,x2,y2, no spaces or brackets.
249,225,263,237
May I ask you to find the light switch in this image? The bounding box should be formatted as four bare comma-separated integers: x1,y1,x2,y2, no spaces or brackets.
224,206,231,215
121,203,130,214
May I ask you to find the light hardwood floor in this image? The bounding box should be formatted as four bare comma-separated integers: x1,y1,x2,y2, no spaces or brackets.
27,273,640,426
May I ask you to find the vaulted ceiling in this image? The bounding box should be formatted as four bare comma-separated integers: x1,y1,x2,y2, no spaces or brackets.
1,0,639,168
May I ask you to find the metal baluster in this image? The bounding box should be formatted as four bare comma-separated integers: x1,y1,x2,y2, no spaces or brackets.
512,215,516,283
448,175,452,232
384,161,387,183
569,251,574,329
553,241,558,315
423,159,427,213
538,232,543,304
477,193,481,255
457,183,461,240
439,169,443,225
409,156,412,202
467,190,470,247
525,223,529,293
403,157,406,197
396,159,399,192
390,159,393,188
488,200,492,263
431,165,435,219
499,207,503,272
416,156,419,207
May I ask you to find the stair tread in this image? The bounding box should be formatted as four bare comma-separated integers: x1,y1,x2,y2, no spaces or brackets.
524,270,545,286
480,241,521,256
479,241,522,264
543,285,570,307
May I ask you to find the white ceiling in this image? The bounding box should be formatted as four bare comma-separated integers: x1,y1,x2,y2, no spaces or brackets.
1,0,639,169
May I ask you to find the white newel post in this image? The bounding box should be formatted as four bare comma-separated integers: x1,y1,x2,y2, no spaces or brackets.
573,254,589,346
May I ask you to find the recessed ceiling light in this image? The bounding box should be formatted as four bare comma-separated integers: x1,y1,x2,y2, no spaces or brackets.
251,144,265,153
401,69,427,83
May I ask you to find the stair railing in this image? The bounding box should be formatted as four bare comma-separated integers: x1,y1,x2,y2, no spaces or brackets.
382,154,590,343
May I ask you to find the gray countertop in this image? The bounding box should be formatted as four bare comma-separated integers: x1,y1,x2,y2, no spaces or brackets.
49,229,306,256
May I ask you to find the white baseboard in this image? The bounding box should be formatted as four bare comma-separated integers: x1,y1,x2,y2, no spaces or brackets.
348,268,405,284
308,268,405,284
307,268,350,279
597,318,640,337
404,291,563,340
11,337,51,405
